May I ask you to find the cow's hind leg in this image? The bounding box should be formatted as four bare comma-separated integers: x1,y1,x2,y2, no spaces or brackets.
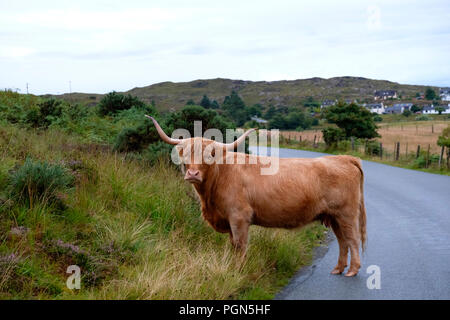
338,217,361,277
330,218,348,275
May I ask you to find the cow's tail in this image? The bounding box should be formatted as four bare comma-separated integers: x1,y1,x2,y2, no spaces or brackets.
349,157,367,252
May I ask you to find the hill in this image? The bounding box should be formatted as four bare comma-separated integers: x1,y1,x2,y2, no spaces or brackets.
45,77,439,112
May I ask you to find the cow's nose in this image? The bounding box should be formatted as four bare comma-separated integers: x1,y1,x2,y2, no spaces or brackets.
187,169,199,177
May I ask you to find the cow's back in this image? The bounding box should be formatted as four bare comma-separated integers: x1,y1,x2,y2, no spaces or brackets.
241,155,362,228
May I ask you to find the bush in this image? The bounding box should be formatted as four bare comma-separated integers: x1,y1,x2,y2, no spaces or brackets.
366,140,381,156
113,118,162,152
144,141,173,165
98,92,147,116
337,140,351,151
322,127,345,147
402,110,412,117
415,115,432,121
8,158,74,207
413,155,426,168
373,115,383,122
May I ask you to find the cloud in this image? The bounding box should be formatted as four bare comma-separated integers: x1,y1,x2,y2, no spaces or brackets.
367,5,382,31
0,0,449,94
0,46,35,58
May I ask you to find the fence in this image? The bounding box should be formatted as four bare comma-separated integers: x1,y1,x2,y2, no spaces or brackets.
259,130,450,169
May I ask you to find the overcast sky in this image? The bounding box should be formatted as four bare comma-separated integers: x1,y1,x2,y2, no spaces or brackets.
1,0,449,94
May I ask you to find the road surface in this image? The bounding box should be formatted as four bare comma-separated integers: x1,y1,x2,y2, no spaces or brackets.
249,146,450,300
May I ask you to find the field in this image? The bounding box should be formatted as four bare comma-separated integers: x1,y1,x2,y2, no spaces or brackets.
279,120,449,154
274,118,450,174
0,123,325,299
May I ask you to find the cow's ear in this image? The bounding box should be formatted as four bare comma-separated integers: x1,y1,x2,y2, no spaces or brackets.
176,145,183,157
210,147,215,157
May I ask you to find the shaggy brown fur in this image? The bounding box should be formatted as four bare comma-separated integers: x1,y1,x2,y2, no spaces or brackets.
150,120,367,276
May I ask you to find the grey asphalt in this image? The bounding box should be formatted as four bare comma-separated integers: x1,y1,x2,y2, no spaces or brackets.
249,146,450,300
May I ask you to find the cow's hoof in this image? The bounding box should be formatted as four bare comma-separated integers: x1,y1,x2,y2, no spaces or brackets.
330,267,345,275
344,270,358,277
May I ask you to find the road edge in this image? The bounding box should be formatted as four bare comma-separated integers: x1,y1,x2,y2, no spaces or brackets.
274,229,335,300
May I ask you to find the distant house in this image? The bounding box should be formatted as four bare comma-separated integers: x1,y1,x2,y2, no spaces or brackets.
422,105,450,114
374,90,398,100
344,99,357,104
396,103,413,111
320,99,336,109
440,88,450,101
364,103,385,114
384,105,402,114
384,103,412,114
250,116,268,124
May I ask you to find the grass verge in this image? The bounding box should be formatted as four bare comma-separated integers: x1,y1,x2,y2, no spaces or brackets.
0,125,326,299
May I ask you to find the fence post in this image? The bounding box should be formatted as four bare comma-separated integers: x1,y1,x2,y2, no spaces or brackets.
432,124,434,133
351,137,355,151
395,142,400,161
426,144,430,168
380,142,383,159
313,135,317,148
447,147,450,169
405,142,408,157
416,145,420,158
439,145,444,168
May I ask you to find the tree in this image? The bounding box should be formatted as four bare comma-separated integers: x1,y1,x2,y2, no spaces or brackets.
264,105,277,120
437,125,450,168
410,105,421,113
437,125,450,148
325,102,379,139
166,105,234,138
222,90,248,126
303,96,320,108
435,106,445,115
425,88,436,100
246,104,263,118
210,100,220,109
200,95,211,108
402,110,412,117
268,114,286,129
186,99,196,106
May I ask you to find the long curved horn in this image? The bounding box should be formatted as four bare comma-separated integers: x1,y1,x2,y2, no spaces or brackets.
215,128,256,150
145,115,182,145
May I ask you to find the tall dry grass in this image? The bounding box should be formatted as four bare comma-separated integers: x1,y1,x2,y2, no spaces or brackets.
0,124,325,299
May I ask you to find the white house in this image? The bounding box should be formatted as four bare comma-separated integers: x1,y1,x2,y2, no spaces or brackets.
422,105,450,114
440,88,450,101
250,116,268,124
364,103,385,114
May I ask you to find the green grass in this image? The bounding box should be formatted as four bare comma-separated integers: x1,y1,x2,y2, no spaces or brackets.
0,125,325,299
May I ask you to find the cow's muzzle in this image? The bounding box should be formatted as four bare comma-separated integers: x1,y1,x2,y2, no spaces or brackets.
184,169,202,183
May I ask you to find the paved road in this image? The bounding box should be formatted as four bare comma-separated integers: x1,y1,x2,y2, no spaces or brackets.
249,146,450,300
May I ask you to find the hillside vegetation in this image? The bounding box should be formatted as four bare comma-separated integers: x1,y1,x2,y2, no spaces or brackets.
0,91,325,299
46,77,438,112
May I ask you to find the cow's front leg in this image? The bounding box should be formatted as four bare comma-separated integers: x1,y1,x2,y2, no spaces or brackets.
229,215,250,256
